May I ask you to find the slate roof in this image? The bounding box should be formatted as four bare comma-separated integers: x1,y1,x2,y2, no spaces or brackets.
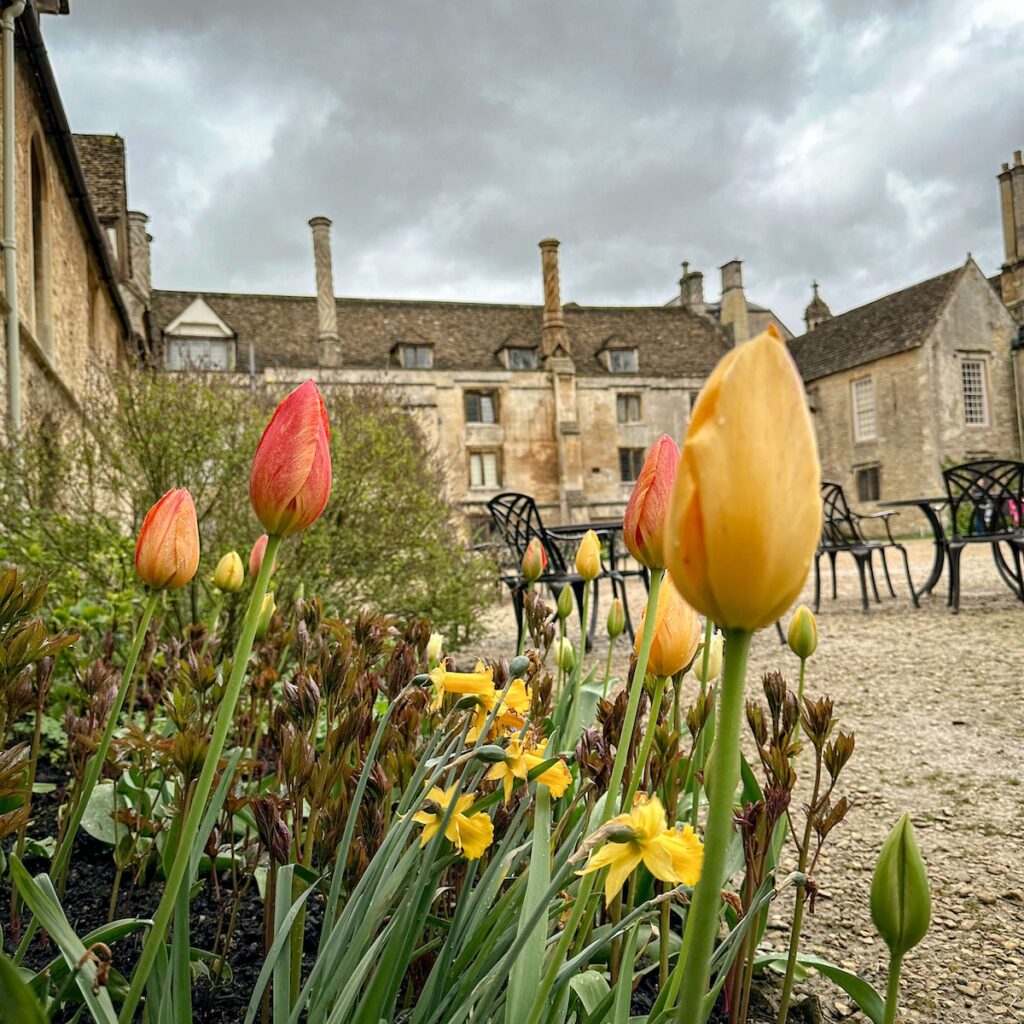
149,290,732,377
73,134,127,222
788,266,964,382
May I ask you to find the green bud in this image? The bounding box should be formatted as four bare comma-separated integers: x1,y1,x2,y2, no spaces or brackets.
474,744,510,764
254,592,276,641
787,604,818,660
557,586,574,621
554,636,575,673
871,814,931,958
509,655,531,679
606,598,625,640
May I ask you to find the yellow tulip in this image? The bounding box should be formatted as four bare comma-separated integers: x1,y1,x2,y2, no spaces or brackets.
412,785,494,860
485,735,572,803
577,793,703,905
665,326,821,630
212,551,244,593
575,529,602,582
634,577,702,678
787,605,818,660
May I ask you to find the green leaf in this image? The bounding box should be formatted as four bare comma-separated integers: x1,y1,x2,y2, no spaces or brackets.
0,953,46,1024
569,970,610,1016
754,953,885,1024
80,781,118,846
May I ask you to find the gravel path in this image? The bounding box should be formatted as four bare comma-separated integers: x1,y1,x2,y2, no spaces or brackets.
472,539,1024,1023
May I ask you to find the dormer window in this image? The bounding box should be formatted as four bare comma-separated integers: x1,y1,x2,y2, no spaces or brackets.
167,337,233,370
401,344,434,369
505,346,538,370
608,349,638,373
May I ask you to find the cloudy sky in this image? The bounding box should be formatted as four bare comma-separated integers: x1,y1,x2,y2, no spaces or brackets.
47,0,1024,332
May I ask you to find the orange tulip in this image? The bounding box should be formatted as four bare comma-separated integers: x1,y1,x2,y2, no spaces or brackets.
250,380,332,537
665,327,821,630
522,537,547,582
634,576,701,678
623,434,679,570
134,488,200,590
249,534,276,578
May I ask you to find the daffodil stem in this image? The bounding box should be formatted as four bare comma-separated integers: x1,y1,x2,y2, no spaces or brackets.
624,675,666,808
119,534,282,1023
675,626,751,1023
883,952,903,1024
608,569,663,815
690,617,714,826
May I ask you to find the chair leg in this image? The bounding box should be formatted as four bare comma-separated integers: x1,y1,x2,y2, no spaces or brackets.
828,551,838,599
813,553,822,613
854,555,870,613
879,548,896,598
775,620,786,645
571,580,588,650
895,543,918,608
1012,544,1024,603
948,542,965,614
588,580,600,651
615,575,638,642
867,556,882,604
511,583,525,642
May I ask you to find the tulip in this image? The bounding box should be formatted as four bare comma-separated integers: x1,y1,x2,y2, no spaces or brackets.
623,434,679,570
606,598,625,640
872,815,931,958
665,325,821,631
213,551,244,593
694,628,723,684
249,534,276,578
522,537,547,582
134,488,200,590
556,585,574,621
426,632,444,666
554,635,575,674
574,529,601,582
787,605,818,660
254,592,276,640
250,379,332,537
634,577,701,679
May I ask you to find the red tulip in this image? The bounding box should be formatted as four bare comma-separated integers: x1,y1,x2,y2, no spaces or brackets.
522,537,547,582
250,380,332,537
623,434,679,570
249,533,276,578
135,488,200,590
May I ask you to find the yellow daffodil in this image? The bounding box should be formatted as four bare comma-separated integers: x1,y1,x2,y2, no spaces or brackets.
412,785,494,860
467,679,532,742
578,793,704,905
429,663,495,713
485,735,572,803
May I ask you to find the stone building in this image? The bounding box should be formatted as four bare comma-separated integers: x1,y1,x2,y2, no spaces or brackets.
0,5,137,435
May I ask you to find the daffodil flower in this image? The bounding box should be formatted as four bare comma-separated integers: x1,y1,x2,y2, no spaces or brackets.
412,784,494,860
578,793,704,905
485,735,572,803
429,663,495,714
467,678,532,742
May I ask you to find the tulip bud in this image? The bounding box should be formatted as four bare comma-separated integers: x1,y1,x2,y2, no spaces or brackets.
554,636,575,673
522,537,547,583
134,488,200,591
622,434,680,570
213,551,244,593
635,578,701,678
574,530,602,582
871,814,931,958
694,628,723,684
787,605,818,660
250,379,332,537
426,632,444,667
254,592,276,641
556,585,574,621
606,598,625,640
249,534,277,578
665,326,821,631
508,655,530,679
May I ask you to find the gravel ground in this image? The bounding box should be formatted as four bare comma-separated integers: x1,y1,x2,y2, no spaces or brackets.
472,539,1024,1023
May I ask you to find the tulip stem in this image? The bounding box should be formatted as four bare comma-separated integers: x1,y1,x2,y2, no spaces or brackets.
623,674,666,808
602,639,615,698
792,656,807,744
565,583,591,745
607,569,663,815
883,952,903,1024
119,535,282,1023
689,617,714,826
674,626,751,1023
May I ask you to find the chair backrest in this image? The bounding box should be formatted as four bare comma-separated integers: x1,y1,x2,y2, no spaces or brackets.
819,481,864,547
943,460,1024,539
486,493,569,573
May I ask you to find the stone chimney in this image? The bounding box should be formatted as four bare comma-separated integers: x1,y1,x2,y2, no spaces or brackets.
803,280,832,333
679,261,706,317
539,238,570,360
119,210,151,338
998,152,1024,324
718,259,749,344
309,215,342,366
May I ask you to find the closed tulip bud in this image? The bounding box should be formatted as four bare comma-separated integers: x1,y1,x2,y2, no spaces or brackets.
255,592,276,640
426,632,444,667
554,636,575,673
575,530,602,582
250,379,332,537
871,814,931,958
556,585,574,621
695,628,723,683
665,326,821,631
249,534,276,578
522,537,547,582
635,577,701,678
213,551,244,593
787,604,818,660
607,598,625,640
622,434,680,570
508,655,531,679
134,488,200,590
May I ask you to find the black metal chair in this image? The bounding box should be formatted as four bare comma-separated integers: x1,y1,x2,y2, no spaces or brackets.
815,482,914,613
942,460,1024,613
486,492,638,645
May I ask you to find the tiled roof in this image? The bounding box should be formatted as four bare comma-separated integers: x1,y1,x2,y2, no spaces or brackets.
149,290,732,377
73,134,127,222
789,266,963,382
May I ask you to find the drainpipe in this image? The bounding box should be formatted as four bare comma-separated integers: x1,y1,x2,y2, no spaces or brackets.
1012,329,1024,458
2,1,26,436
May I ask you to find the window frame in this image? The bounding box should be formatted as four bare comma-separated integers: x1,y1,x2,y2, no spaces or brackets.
464,390,498,425
469,449,502,490
851,376,877,442
855,465,880,502
959,357,989,427
618,447,645,483
608,349,639,374
401,344,434,369
616,393,642,425
167,336,232,371
505,346,539,370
